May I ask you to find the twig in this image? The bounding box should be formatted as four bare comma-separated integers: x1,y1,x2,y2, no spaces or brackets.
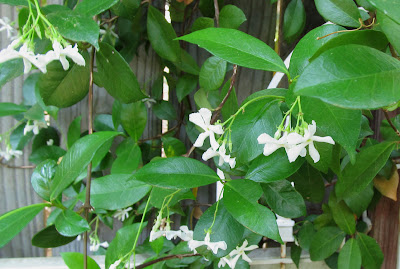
100,16,119,27
136,253,201,269
139,125,179,143
274,0,283,57
0,161,35,169
83,47,96,269
383,110,400,138
213,0,220,27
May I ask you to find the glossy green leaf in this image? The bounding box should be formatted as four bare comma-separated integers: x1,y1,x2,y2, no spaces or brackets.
194,201,244,257
91,174,151,210
0,203,47,247
37,54,90,108
94,114,114,132
29,146,66,165
219,5,246,29
291,244,302,268
74,0,118,17
47,11,99,49
96,42,146,103
150,188,195,208
247,148,304,183
62,252,100,269
309,226,345,261
289,24,345,78
55,209,90,236
67,116,82,149
356,233,384,269
338,239,362,269
329,192,356,235
0,0,28,6
261,180,306,218
314,0,361,27
298,221,315,251
368,0,400,24
289,162,325,203
310,30,389,61
147,5,181,62
194,88,213,110
31,160,57,201
377,12,400,53
231,98,282,163
175,49,200,76
0,59,23,89
283,0,306,43
294,45,400,109
32,225,76,248
220,80,238,121
177,28,288,74
344,183,374,217
336,142,395,199
0,102,26,117
162,137,186,157
121,101,147,141
223,179,282,243
191,17,214,32
305,139,333,173
105,223,146,268
199,56,227,91
176,74,198,102
111,139,141,174
153,101,177,121
50,131,119,200
134,157,219,189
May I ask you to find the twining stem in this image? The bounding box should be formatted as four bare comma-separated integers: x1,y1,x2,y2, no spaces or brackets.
274,0,283,58
83,47,96,269
383,110,400,138
213,0,220,27
136,253,201,269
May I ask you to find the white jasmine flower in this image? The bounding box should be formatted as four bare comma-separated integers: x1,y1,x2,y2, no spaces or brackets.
189,108,224,150
0,17,15,39
0,145,23,161
179,225,193,241
23,120,48,135
149,230,165,242
109,259,121,269
46,139,54,146
188,232,227,254
202,143,236,168
257,131,290,157
287,120,335,163
142,98,157,109
220,240,258,269
44,40,85,70
218,257,231,268
89,238,109,252
112,207,132,221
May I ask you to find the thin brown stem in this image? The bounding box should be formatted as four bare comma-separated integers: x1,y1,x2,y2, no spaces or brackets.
139,125,178,143
213,0,219,27
383,110,400,138
0,161,35,169
274,0,283,57
83,47,96,269
136,253,201,269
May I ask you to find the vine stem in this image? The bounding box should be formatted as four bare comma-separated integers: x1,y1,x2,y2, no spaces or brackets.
213,0,220,27
274,0,283,58
136,253,201,269
83,47,96,269
383,110,400,138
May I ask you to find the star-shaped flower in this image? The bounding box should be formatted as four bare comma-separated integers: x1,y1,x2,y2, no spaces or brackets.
0,145,22,161
23,120,48,136
112,207,132,221
44,41,85,70
219,240,258,268
189,108,224,150
202,143,236,168
0,17,15,39
188,232,227,254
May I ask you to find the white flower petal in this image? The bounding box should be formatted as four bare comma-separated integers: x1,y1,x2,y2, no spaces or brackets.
312,135,335,144
286,132,304,145
193,132,209,148
286,143,307,163
257,133,276,144
263,143,280,156
199,108,212,125
202,147,218,161
59,55,69,70
209,132,220,150
189,112,207,130
308,142,320,163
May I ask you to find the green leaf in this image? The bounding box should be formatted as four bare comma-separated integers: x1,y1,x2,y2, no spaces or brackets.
356,233,384,269
377,12,400,54
223,179,282,243
194,88,213,110
177,28,288,74
0,59,23,89
55,209,90,236
293,45,400,109
289,24,345,78
37,54,90,108
174,49,200,76
150,187,195,208
0,0,28,6
32,225,76,248
62,252,101,269
31,160,57,201
147,5,181,63
310,30,389,61
368,0,400,24
231,98,282,163
194,201,245,257
336,142,395,199
94,114,114,131
153,101,177,121
162,137,186,157
67,116,82,149
191,17,214,32
0,203,47,247
289,162,325,203
314,0,361,27
47,11,99,49
50,131,119,200
199,56,227,91
0,102,27,117
298,221,315,251
309,226,345,261
338,239,362,269
300,97,361,164
121,101,147,141
261,180,306,218
111,139,141,174
291,244,302,268
220,80,238,121
74,0,119,17
134,157,219,189
176,74,198,102
105,223,146,268
329,192,356,235
91,174,151,210
29,146,66,165
344,183,374,217
219,5,246,29
283,0,306,43
96,42,146,103
246,148,304,183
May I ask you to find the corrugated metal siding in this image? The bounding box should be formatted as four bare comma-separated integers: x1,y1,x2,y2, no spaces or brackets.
0,0,275,257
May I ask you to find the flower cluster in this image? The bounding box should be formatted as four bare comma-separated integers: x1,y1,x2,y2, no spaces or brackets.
188,231,227,254
218,240,258,269
0,144,23,162
89,237,109,252
189,108,236,169
23,120,48,136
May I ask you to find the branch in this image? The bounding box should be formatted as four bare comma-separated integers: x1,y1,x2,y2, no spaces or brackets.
274,0,283,57
383,110,400,138
139,125,179,143
136,253,201,269
0,161,35,169
213,0,220,27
